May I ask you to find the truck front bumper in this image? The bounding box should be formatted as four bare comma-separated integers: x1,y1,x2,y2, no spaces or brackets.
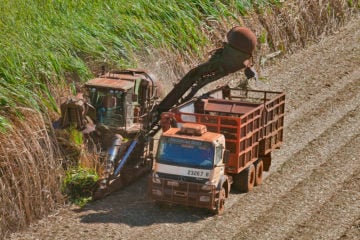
149,176,216,210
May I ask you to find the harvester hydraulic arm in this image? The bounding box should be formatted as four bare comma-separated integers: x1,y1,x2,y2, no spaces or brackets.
148,26,258,132
157,44,251,112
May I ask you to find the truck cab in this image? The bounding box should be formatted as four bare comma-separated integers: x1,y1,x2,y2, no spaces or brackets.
150,123,230,214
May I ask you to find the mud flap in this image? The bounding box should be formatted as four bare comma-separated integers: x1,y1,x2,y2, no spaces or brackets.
262,153,272,172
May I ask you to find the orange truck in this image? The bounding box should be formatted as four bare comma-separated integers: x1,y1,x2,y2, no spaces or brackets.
149,85,285,213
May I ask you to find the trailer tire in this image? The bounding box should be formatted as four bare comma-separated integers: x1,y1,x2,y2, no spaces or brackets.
213,187,226,214
234,164,255,192
255,160,264,186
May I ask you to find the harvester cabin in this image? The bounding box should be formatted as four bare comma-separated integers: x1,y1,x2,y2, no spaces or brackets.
85,70,158,131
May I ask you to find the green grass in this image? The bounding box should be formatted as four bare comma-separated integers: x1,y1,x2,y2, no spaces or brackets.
0,115,11,133
62,167,99,207
0,0,279,123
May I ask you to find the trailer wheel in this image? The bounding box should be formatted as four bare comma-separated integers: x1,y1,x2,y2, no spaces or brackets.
214,187,226,214
255,160,264,186
234,164,255,192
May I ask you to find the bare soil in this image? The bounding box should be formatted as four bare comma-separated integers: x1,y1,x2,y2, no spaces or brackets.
9,16,360,240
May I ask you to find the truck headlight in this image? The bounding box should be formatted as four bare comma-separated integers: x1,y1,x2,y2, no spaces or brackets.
199,196,211,202
201,181,215,191
152,189,162,196
167,180,179,187
152,173,161,184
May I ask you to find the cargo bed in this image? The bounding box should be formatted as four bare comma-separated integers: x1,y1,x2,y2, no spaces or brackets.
168,86,285,174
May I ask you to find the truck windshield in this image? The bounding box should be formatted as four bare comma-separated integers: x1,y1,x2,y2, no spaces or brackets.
157,137,214,169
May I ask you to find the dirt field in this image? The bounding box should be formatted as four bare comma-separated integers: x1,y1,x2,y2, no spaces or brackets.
9,16,360,240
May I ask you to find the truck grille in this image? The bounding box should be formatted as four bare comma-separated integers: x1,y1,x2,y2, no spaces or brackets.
157,172,208,184
149,176,216,210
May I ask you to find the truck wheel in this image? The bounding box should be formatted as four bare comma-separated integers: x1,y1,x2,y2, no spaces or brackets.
255,160,264,186
214,187,226,214
234,164,255,192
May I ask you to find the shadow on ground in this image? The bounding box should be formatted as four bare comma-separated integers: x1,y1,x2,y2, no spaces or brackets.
77,175,217,226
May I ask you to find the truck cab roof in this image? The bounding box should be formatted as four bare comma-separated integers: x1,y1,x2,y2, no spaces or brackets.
162,124,224,143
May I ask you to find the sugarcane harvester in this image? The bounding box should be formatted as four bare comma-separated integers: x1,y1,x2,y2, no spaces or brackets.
60,26,258,199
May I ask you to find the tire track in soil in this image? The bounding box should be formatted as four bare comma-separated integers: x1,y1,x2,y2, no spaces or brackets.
279,69,360,128
259,16,360,110
286,169,360,240
269,70,360,175
339,216,360,240
232,133,360,240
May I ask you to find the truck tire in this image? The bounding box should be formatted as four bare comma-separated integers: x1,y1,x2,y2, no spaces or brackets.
233,164,255,192
255,160,264,186
213,187,226,214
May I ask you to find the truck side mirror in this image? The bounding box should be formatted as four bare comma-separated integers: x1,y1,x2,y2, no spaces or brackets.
223,150,230,164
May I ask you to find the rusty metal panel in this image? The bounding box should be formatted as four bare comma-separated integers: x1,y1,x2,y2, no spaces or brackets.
259,93,285,156
162,127,222,142
204,99,260,115
85,77,135,91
